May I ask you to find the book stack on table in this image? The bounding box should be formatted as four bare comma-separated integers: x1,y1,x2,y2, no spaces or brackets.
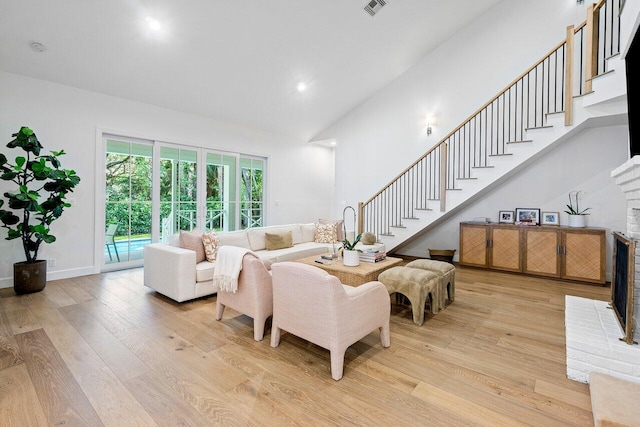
359,249,387,263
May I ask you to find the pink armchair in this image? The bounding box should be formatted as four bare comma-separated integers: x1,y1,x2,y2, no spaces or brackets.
215,255,273,341
270,262,391,380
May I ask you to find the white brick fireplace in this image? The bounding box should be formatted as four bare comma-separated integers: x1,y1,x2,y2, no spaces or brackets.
565,157,640,383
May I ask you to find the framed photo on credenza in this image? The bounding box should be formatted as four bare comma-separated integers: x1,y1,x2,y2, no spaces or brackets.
515,208,540,226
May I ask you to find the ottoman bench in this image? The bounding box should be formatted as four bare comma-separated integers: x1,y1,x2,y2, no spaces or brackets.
378,266,439,326
405,259,455,310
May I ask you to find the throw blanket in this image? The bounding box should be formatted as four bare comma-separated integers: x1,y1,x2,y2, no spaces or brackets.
213,246,257,293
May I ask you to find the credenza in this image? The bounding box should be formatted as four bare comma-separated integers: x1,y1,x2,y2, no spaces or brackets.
459,222,606,284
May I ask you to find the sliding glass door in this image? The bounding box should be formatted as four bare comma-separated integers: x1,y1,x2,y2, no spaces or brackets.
104,138,153,265
102,136,266,270
159,146,199,240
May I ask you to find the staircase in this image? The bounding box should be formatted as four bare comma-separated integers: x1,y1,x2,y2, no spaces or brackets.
358,0,627,253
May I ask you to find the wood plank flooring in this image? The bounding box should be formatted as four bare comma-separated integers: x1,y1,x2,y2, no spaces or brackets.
0,265,608,426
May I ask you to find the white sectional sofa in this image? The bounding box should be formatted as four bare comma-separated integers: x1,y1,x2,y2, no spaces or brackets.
143,223,334,302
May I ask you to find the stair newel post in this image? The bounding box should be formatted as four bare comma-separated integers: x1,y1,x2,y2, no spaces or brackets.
585,3,599,94
440,142,447,212
357,202,364,235
565,25,575,126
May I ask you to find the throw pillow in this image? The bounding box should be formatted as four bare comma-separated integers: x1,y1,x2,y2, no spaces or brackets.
319,219,344,241
265,231,293,251
179,228,206,263
314,222,337,243
201,230,220,262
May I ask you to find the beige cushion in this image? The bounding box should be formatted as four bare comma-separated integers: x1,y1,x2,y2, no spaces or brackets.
315,222,337,243
179,228,205,263
265,231,293,251
301,223,316,242
202,230,220,262
218,230,251,249
195,261,215,283
247,225,302,250
319,219,344,241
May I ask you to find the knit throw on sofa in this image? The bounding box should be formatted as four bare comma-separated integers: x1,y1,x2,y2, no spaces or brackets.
213,246,258,293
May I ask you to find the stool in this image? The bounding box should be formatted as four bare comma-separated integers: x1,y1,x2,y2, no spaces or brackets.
378,266,439,326
405,259,455,310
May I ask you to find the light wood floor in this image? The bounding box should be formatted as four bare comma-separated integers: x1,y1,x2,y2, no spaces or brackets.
0,265,609,426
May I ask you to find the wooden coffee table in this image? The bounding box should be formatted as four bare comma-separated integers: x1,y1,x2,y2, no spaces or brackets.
295,255,403,287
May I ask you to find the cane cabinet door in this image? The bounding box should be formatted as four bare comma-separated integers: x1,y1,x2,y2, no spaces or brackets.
523,228,561,278
562,229,605,284
460,223,489,267
489,226,521,272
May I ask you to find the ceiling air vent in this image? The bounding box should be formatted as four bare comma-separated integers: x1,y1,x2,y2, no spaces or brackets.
364,0,387,17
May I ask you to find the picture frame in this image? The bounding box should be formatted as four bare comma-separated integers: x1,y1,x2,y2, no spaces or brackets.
515,208,540,225
498,210,514,224
541,211,560,226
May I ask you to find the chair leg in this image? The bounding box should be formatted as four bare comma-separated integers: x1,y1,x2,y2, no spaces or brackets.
270,323,281,347
113,242,120,262
106,245,112,261
330,348,347,381
215,301,225,320
253,316,267,342
380,323,391,348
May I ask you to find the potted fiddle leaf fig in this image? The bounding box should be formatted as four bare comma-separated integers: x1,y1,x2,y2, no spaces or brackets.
0,127,80,294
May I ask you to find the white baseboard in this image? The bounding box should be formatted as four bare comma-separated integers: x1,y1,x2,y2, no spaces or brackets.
0,266,96,289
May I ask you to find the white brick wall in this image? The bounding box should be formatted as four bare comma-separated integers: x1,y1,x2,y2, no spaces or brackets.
566,296,640,384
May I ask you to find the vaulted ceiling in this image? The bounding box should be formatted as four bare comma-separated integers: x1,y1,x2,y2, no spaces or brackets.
0,0,501,140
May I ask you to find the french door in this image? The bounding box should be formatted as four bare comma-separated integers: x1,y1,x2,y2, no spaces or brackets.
102,135,266,270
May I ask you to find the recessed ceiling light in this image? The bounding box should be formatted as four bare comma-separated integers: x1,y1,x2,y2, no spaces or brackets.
30,41,46,53
296,82,307,92
146,17,161,31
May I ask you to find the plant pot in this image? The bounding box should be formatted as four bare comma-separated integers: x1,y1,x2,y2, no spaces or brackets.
343,249,360,267
567,214,586,228
13,260,47,294
429,249,456,264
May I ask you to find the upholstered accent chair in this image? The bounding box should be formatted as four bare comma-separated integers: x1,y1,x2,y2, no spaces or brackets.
270,262,391,380
215,255,273,341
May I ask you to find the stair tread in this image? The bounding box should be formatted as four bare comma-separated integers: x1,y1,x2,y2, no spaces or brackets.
589,69,615,81
402,217,419,220
445,187,462,191
525,125,553,130
488,153,513,157
379,233,394,237
415,208,434,211
472,166,494,169
390,225,406,229
506,140,533,144
456,177,478,180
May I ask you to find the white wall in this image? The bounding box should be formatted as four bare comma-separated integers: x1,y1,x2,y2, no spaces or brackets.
0,71,334,286
399,124,628,280
313,0,590,217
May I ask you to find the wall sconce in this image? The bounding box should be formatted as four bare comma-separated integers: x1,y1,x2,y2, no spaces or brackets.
425,116,434,136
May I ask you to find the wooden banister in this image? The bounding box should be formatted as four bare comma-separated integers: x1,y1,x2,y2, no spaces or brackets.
439,146,447,212
565,25,575,126
585,4,599,93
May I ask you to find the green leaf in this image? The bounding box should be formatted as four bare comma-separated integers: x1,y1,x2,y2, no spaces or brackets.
42,235,56,244
33,224,48,234
0,153,6,165
6,229,21,240
0,172,16,180
15,156,25,168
